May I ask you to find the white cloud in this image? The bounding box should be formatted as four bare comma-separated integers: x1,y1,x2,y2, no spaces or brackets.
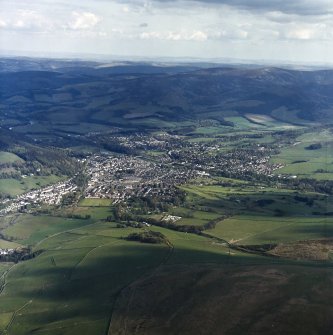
0,19,8,28
68,11,101,30
0,9,53,32
287,28,314,40
139,30,208,41
1,0,333,64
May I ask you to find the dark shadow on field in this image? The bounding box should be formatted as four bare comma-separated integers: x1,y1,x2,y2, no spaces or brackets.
108,263,333,335
6,238,333,334
9,244,286,325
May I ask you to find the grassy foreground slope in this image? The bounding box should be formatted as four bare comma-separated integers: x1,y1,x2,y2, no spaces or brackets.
0,196,332,335
0,208,244,335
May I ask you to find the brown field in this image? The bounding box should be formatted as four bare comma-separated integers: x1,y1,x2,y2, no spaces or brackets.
269,239,333,261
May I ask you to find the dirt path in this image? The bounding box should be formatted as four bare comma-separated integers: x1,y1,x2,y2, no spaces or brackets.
34,222,97,249
229,221,297,244
1,300,32,335
0,264,16,296
68,240,121,280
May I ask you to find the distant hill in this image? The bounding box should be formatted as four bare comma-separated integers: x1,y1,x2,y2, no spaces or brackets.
1,57,333,134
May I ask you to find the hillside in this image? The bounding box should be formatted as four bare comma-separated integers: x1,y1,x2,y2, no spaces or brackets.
1,59,333,141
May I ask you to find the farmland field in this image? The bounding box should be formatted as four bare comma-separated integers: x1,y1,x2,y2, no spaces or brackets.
207,215,333,245
0,175,63,197
0,208,260,335
271,129,333,180
0,152,23,164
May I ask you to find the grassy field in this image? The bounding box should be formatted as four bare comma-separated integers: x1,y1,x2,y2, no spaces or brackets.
207,215,333,245
180,182,332,216
165,207,222,226
0,151,23,164
0,206,264,335
79,198,113,207
0,175,63,197
271,129,333,180
1,214,91,246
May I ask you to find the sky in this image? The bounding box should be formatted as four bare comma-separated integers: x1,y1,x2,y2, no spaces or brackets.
0,0,332,64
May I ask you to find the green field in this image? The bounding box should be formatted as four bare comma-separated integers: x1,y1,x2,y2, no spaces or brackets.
165,207,222,226
271,129,333,180
79,198,113,207
0,206,259,335
207,215,333,245
0,152,23,164
0,203,331,334
0,175,63,197
1,214,91,246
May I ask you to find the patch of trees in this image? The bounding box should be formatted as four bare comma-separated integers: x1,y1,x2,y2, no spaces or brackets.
11,143,81,177
96,137,138,155
125,230,168,244
0,233,15,242
72,172,88,189
0,193,12,200
315,169,328,173
126,191,186,215
294,195,314,206
60,192,80,207
290,179,333,195
0,171,21,179
305,143,322,150
274,209,285,217
256,199,275,206
63,213,91,220
140,216,227,235
0,247,43,263
312,211,333,216
292,160,307,164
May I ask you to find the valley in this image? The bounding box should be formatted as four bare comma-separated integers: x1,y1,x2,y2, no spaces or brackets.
0,58,332,334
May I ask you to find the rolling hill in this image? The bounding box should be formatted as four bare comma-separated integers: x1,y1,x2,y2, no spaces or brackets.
1,59,333,137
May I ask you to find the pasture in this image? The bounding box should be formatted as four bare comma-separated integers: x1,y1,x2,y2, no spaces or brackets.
0,207,262,335
79,198,113,207
0,152,23,164
271,129,333,180
207,215,333,245
0,175,62,197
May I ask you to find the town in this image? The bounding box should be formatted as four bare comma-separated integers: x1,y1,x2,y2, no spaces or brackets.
0,131,286,215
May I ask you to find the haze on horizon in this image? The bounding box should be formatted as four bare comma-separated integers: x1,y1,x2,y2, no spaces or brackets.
0,0,332,64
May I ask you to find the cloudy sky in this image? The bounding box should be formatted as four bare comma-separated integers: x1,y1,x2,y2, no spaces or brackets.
0,0,332,63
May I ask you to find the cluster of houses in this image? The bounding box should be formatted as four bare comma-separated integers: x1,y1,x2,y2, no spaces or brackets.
84,153,198,203
0,131,288,216
0,248,14,256
109,132,284,178
0,179,78,215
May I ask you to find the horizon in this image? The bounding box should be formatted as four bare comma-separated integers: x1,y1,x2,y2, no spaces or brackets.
1,49,333,70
